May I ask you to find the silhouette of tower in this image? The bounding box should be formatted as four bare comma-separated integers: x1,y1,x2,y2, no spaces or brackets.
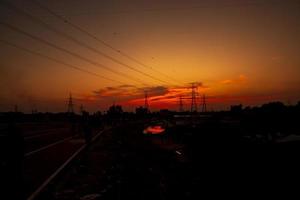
144,91,149,110
179,95,184,112
31,106,38,114
202,95,207,113
191,83,198,112
14,104,18,113
67,93,74,113
80,104,84,114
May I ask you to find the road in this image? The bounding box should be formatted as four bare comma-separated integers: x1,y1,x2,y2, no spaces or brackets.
1,120,105,199
35,119,300,200
3,119,298,199
19,122,98,198
34,121,191,200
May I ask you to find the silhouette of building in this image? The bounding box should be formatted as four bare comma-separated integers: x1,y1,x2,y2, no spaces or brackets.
230,104,243,113
107,104,123,116
136,106,149,116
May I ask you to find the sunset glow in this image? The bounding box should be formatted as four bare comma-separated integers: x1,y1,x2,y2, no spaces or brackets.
1,0,300,112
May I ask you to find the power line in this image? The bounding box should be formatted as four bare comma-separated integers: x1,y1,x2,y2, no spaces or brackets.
0,0,171,85
0,39,125,84
0,21,146,85
30,0,183,85
0,0,145,85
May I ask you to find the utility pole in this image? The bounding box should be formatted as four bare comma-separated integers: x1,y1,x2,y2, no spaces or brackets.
202,94,207,113
67,93,74,113
31,103,38,114
14,104,18,113
80,104,84,114
144,91,149,111
191,83,198,112
179,95,183,112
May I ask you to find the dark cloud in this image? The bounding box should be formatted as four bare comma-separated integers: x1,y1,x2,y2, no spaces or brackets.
106,86,116,90
139,86,168,97
93,89,104,95
90,85,168,102
188,82,203,87
119,84,136,88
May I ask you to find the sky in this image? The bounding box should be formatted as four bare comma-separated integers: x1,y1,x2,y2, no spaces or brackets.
0,0,300,113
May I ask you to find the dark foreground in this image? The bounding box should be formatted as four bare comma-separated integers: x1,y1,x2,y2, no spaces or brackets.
36,120,300,200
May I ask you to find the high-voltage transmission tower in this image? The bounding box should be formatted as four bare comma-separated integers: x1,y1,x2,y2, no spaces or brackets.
201,94,207,113
67,93,74,113
191,83,198,112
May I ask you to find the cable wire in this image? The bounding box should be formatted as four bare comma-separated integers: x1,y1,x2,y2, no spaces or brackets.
0,21,148,86
0,39,126,85
30,0,184,85
0,0,170,85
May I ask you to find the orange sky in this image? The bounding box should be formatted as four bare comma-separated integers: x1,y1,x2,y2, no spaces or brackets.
0,0,300,112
